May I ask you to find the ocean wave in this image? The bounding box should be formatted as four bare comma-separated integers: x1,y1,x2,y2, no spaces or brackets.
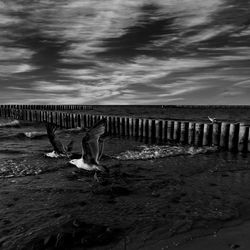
0,119,20,128
114,145,218,160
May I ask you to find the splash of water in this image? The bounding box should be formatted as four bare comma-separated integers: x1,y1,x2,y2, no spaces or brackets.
114,144,218,160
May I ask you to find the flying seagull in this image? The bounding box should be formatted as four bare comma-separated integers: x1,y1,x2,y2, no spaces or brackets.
69,118,108,173
45,123,74,158
208,116,217,123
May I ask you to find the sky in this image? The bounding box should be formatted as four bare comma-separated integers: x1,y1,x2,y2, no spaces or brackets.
0,0,250,105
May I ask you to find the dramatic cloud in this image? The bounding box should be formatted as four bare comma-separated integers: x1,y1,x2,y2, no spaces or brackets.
0,0,250,104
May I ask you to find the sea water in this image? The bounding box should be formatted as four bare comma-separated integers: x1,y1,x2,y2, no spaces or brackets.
0,117,249,179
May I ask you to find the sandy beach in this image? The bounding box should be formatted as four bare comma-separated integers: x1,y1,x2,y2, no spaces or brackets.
1,148,250,250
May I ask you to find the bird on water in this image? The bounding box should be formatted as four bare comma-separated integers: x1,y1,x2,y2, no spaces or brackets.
45,123,74,158
69,118,108,174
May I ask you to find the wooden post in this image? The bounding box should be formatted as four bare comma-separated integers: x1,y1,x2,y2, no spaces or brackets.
111,116,116,135
229,123,239,152
142,119,147,141
123,117,128,137
138,118,143,139
57,112,61,127
84,114,88,128
86,114,89,127
149,119,155,143
220,122,230,149
63,113,67,128
203,123,212,146
88,115,92,127
125,117,130,137
173,121,181,142
108,116,112,135
38,111,42,122
23,110,27,121
180,121,188,144
26,109,30,121
41,111,45,122
119,117,124,137
113,116,118,135
47,111,50,123
248,125,250,152
32,110,36,122
167,120,174,141
162,120,167,143
57,113,61,128
238,123,248,152
129,118,133,137
134,118,139,138
47,112,52,124
76,114,80,127
155,120,162,144
212,122,221,146
70,113,74,128
188,122,195,145
74,114,78,127
194,123,204,146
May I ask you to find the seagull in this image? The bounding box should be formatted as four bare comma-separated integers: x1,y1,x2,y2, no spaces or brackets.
208,116,217,123
69,118,108,174
45,123,74,158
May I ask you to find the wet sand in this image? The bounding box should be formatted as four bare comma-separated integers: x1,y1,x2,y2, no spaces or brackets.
1,151,250,250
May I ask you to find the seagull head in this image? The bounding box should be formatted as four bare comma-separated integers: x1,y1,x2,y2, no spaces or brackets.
69,158,78,166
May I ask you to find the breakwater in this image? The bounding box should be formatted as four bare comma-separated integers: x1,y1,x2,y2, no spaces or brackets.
0,106,249,152
0,105,93,111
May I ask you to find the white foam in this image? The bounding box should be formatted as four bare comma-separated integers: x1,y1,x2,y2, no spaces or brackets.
115,145,218,160
45,151,61,158
0,119,20,127
24,131,47,138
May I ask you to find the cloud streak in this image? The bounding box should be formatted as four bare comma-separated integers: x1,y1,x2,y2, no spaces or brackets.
0,0,250,104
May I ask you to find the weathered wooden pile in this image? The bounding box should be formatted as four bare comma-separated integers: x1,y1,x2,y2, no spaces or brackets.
0,106,249,152
0,104,93,111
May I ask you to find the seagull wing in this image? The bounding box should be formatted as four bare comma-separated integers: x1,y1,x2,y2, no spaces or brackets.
98,135,109,160
66,140,74,152
208,116,213,122
81,119,107,164
98,138,105,161
45,123,65,154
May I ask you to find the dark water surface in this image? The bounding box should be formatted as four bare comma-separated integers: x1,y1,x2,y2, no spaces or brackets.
0,116,249,178
80,105,250,122
1,115,250,249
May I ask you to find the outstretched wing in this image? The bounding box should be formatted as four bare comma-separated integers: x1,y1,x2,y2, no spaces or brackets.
66,140,74,152
45,123,65,154
81,119,107,164
98,135,109,161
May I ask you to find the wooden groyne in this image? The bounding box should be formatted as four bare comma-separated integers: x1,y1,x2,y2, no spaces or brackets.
0,105,93,111
0,106,249,153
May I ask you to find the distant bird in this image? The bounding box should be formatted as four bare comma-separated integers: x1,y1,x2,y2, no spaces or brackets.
208,116,217,123
45,123,74,158
69,118,108,174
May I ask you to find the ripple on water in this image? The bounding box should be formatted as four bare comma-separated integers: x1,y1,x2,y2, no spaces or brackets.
0,157,64,178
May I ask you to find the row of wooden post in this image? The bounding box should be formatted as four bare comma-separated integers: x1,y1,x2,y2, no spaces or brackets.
0,108,249,153
0,105,93,111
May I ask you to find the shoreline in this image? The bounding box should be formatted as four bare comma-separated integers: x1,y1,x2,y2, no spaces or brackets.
1,152,250,249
